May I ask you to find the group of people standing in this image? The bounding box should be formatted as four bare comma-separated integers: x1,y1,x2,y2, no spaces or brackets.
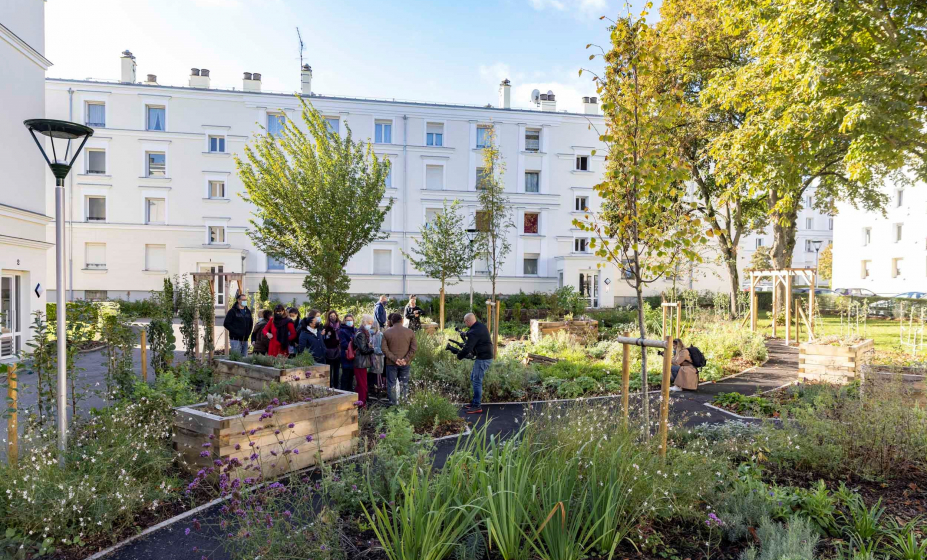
222,294,419,408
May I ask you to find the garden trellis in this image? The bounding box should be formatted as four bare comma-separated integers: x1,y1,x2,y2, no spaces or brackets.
747,268,818,344
189,271,246,360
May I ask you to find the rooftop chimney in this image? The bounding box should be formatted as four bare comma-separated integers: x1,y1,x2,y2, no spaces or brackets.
189,67,210,88
243,71,262,92
300,64,312,96
583,96,598,115
120,50,136,83
143,74,158,85
499,79,511,109
540,91,557,112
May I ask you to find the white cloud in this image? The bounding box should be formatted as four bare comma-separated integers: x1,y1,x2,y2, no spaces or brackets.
527,0,609,18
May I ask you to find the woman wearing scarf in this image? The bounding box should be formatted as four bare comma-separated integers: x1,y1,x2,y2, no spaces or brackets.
263,304,297,357
297,309,326,363
287,307,301,356
352,314,376,407
337,314,357,391
322,310,342,388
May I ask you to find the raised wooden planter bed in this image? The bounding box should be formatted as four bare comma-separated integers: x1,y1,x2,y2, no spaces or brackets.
214,359,331,392
421,323,439,335
529,319,599,343
173,388,359,477
798,339,874,384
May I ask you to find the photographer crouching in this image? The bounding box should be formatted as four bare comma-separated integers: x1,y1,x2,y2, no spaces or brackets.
447,313,493,414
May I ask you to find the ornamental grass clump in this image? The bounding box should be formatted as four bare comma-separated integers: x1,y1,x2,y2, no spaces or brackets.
0,399,179,554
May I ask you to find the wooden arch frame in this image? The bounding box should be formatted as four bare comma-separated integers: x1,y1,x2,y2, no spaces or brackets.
747,268,817,345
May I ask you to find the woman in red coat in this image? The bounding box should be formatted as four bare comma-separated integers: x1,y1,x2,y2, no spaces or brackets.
263,304,297,357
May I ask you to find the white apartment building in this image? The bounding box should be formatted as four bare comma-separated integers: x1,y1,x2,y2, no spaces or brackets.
46,52,649,308
832,177,926,294
0,0,51,360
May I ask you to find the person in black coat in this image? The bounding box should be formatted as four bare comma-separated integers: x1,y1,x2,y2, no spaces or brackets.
297,311,327,364
451,313,494,414
223,293,253,356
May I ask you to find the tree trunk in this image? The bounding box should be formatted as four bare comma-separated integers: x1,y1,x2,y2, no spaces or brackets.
726,255,740,318
635,281,650,442
769,188,799,307
439,282,445,330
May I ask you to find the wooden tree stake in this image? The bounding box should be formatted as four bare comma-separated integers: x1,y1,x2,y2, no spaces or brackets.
140,329,148,382
621,332,630,426
659,336,673,458
6,364,17,465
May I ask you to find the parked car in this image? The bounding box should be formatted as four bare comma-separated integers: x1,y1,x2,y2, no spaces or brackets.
834,288,880,298
870,292,927,309
794,288,840,296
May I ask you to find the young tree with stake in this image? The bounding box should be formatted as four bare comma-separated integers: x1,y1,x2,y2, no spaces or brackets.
401,199,474,330
237,98,393,311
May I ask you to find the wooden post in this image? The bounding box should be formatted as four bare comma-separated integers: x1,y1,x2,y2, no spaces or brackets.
208,280,216,363
194,307,200,360
785,273,792,345
749,272,756,333
676,303,681,339
772,275,778,338
662,305,667,339
795,297,801,342
809,270,816,336
140,328,148,382
439,286,445,331
6,364,17,465
621,331,630,426
494,300,500,358
485,300,492,334
659,336,673,458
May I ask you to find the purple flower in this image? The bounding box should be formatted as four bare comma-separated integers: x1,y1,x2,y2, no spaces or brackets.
185,528,191,536
288,423,295,429
378,433,387,439
305,435,313,443
201,443,211,448
199,451,210,458
234,443,241,450
293,449,299,455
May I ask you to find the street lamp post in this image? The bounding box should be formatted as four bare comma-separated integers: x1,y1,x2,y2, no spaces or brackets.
465,228,479,312
24,119,94,465
812,239,823,288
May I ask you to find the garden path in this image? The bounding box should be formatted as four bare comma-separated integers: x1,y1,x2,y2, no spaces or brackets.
90,339,800,560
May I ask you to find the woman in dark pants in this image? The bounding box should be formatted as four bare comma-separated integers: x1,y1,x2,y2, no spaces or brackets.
322,310,342,388
337,314,357,391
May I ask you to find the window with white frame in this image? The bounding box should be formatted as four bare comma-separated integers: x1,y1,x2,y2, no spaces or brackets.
375,120,392,144
85,243,106,269
806,195,813,208
146,105,165,131
208,180,226,199
86,196,106,222
476,167,490,190
208,225,226,244
805,217,814,229
804,239,814,252
267,113,285,137
324,117,339,134
525,129,540,152
426,122,444,146
425,165,443,190
523,253,539,275
425,207,442,227
379,206,392,231
476,125,492,148
145,197,165,224
896,223,904,242
576,156,589,171
524,212,539,234
145,244,166,271
755,238,764,248
86,102,105,127
861,260,871,279
208,135,226,153
575,196,588,211
84,290,107,301
0,275,22,358
897,189,904,207
893,258,903,278
828,218,834,230
86,149,106,174
267,256,285,271
373,250,391,275
862,227,871,246
525,172,539,193
574,238,588,253
146,151,166,177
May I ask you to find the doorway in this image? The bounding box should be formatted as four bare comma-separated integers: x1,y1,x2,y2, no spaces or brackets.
198,264,225,306
578,271,598,308
1,275,22,359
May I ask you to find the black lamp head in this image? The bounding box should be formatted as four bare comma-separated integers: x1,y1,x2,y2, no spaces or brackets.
23,119,95,182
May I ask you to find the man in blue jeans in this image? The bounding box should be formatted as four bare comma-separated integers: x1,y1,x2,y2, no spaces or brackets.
223,293,253,357
381,312,417,406
453,313,494,414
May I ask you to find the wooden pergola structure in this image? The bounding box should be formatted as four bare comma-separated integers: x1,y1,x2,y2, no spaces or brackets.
747,268,818,345
190,271,246,360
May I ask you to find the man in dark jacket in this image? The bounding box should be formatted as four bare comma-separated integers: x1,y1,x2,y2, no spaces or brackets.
251,310,272,355
455,313,494,414
374,295,388,330
223,293,253,357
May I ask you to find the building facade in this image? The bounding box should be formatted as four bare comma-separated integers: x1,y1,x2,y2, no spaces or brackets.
832,177,925,294
0,0,51,360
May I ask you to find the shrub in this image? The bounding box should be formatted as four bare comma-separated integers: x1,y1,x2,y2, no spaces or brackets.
713,393,777,417
403,389,460,434
740,517,819,560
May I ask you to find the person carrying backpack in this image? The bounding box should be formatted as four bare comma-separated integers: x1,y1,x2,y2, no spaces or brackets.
670,338,700,391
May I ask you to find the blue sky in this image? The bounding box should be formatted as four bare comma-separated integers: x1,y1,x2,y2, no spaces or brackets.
46,0,656,113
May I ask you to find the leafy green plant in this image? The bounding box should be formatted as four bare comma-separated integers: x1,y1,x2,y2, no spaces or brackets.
402,389,461,434
740,517,819,560
885,517,927,560
713,393,777,417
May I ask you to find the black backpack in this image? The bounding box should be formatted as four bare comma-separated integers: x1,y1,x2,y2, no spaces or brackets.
687,346,706,369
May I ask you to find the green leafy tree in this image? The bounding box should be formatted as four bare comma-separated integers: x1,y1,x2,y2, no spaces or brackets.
146,285,176,374
818,243,832,284
475,127,514,354
658,0,766,315
237,98,393,310
401,199,474,329
578,7,707,437
750,246,772,270
258,277,270,302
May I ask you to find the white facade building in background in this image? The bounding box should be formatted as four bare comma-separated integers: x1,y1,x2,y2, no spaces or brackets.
0,1,51,360
832,178,925,294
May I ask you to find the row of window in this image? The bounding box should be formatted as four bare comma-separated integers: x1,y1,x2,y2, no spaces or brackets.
85,242,166,270
861,224,908,246
860,258,908,279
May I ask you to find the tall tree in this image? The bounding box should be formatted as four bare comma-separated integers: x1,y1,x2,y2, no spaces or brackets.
578,7,707,438
237,98,393,310
818,243,833,285
401,199,474,329
475,127,514,355
658,0,766,315
708,0,927,279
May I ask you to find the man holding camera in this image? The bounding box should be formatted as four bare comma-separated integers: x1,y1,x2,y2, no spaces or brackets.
447,313,493,414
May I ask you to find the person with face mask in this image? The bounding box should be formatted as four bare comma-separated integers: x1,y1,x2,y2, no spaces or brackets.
337,314,357,391
251,309,273,355
263,304,297,357
322,310,342,388
351,314,376,406
286,307,301,356
369,321,386,399
223,293,254,357
297,310,326,363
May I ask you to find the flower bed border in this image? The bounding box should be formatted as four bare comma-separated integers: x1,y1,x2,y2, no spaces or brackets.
798,339,874,384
